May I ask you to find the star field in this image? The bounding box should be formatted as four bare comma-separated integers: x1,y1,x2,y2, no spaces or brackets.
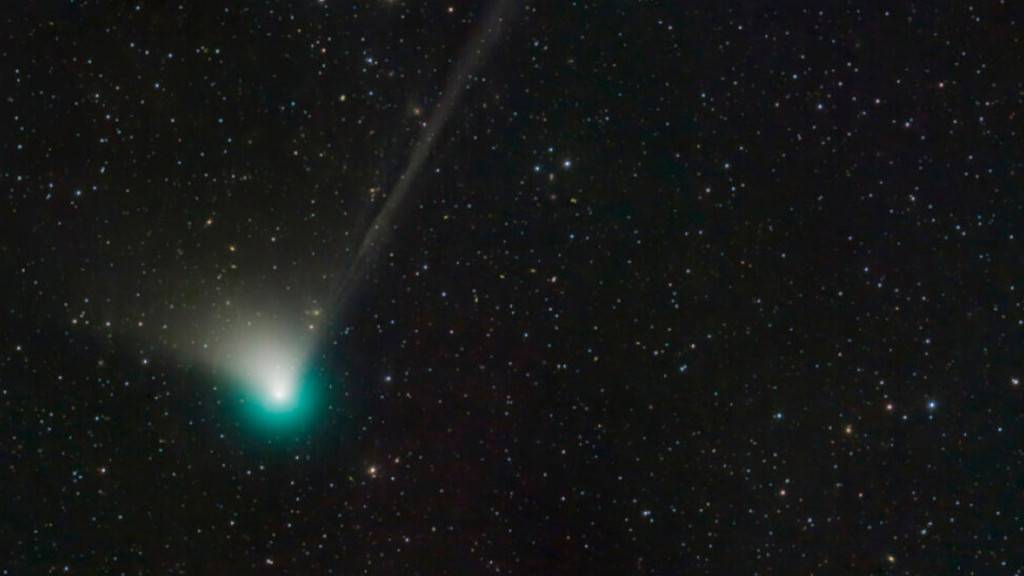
2,1,1023,574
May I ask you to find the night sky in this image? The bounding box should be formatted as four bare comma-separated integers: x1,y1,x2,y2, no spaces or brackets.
3,1,1023,574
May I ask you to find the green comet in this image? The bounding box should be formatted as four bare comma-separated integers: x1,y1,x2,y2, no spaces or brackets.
208,326,332,440
233,363,323,434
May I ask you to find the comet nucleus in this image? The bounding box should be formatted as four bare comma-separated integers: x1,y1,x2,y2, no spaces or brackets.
212,322,321,433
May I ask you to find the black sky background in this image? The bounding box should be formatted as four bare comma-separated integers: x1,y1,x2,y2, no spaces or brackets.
2,1,1023,574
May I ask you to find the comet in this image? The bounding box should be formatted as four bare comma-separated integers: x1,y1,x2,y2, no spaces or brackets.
203,0,515,434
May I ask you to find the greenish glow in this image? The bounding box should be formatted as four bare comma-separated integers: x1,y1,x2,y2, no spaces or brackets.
208,327,325,437
232,363,323,435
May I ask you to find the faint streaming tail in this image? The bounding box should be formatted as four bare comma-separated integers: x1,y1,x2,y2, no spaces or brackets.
330,0,516,319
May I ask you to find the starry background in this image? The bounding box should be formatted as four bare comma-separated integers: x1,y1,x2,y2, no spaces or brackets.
3,1,1023,574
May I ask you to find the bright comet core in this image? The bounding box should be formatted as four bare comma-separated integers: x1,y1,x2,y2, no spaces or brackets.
265,370,298,409
209,321,320,430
